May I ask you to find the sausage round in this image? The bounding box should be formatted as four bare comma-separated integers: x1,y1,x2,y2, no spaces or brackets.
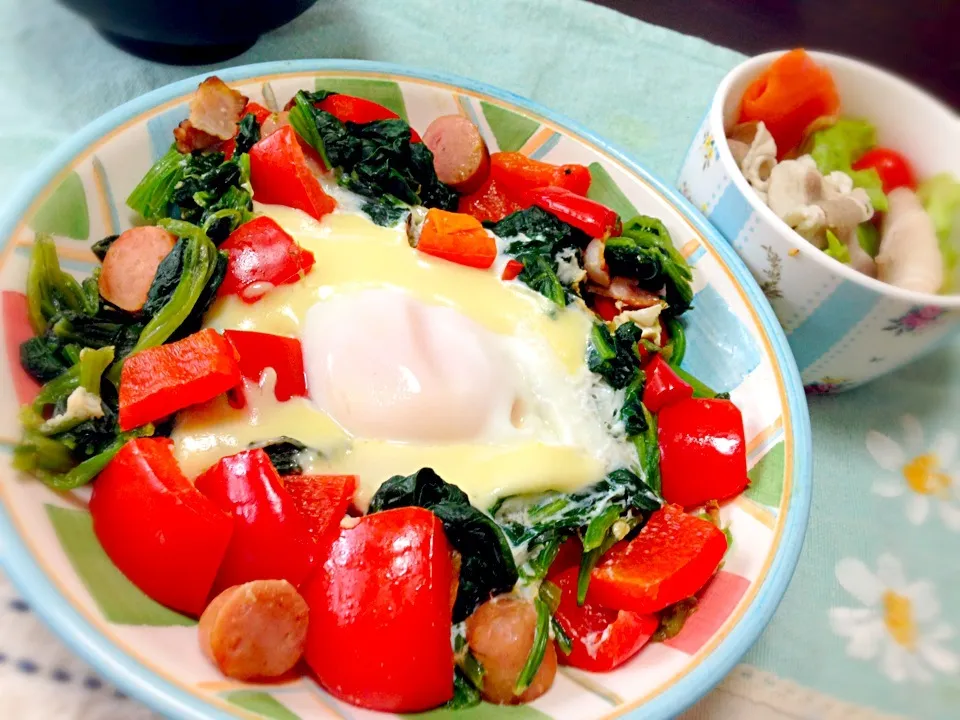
198,579,309,681
465,595,558,704
422,115,490,193
98,226,177,312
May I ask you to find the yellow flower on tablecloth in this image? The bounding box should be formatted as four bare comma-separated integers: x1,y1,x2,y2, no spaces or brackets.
866,414,960,530
829,554,959,683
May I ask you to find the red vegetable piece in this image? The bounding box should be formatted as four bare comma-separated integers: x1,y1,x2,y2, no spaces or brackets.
218,216,315,303
852,147,917,193
490,152,591,198
316,94,422,143
590,504,727,614
90,438,233,616
527,186,621,239
658,397,748,508
642,355,694,413
243,101,273,125
303,507,455,712
592,295,620,322
458,176,524,223
118,329,241,432
223,330,306,403
547,535,583,580
416,208,497,269
552,567,658,672
283,474,357,548
249,125,336,221
501,259,524,281
195,449,316,594
2,291,41,404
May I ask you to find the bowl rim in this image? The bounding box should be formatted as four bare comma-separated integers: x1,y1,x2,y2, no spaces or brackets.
710,48,960,307
0,59,813,720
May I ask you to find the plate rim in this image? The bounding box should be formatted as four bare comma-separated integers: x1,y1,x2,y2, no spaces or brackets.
0,58,812,720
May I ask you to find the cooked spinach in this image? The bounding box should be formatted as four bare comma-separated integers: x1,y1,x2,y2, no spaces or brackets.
369,468,519,621
486,207,588,256
248,436,308,475
446,671,482,710
361,198,409,227
234,113,260,156
587,322,643,389
288,91,458,214
20,335,70,383
610,216,694,316
126,144,253,242
517,254,567,307
619,374,647,436
493,468,662,549
26,234,97,334
514,597,550,694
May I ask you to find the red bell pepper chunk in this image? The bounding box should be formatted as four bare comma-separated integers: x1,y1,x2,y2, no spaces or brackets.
592,295,620,322
642,355,694,413
490,152,591,198
501,258,524,281
552,567,658,672
249,125,336,221
416,208,497,269
547,535,584,580
195,449,317,594
458,176,524,223
222,329,307,403
283,474,357,548
243,101,273,125
303,507,454,712
218,216,315,303
90,438,233,616
118,329,241,432
527,186,621,239
658,397,748,508
590,504,727,614
2,291,41,404
316,94,422,142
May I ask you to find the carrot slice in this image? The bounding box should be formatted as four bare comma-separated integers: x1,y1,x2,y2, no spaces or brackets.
416,209,497,269
738,49,840,158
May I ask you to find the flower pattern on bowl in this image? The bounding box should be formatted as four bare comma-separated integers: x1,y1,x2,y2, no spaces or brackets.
884,306,947,336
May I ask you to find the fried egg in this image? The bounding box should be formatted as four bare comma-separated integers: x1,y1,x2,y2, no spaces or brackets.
170,204,639,510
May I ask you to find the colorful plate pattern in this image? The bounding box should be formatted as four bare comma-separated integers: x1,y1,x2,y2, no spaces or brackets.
0,61,812,720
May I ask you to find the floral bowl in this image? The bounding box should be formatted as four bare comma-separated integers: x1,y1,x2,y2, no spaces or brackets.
677,50,960,394
0,61,811,720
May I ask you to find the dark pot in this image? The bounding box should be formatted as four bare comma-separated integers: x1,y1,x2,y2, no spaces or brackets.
59,0,319,64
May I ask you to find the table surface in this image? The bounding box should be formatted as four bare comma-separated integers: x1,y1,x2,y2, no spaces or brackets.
594,0,960,110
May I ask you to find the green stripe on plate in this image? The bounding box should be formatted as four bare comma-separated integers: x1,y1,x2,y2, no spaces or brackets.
404,702,551,719
29,171,89,241
587,162,637,221
45,504,195,627
745,440,786,508
313,78,408,120
480,101,538,152
223,691,301,720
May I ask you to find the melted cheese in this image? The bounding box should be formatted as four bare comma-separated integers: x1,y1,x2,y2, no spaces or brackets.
206,206,592,374
304,441,605,512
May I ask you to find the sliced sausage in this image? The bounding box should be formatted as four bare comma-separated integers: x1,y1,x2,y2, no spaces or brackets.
422,115,490,193
465,595,557,705
98,226,177,312
198,579,309,681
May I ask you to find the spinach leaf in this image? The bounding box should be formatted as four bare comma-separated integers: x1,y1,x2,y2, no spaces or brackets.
517,255,567,307
610,216,694,316
446,671,482,710
288,92,457,213
126,145,189,221
362,198,409,227
487,207,588,255
619,374,647,436
369,468,519,621
234,114,261,156
493,468,662,549
20,335,70,383
248,436,308,475
26,234,97,334
587,322,643,389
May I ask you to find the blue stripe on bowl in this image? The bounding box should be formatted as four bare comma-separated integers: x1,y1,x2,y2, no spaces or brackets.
682,283,762,392
529,132,561,160
786,279,878,373
708,181,753,242
146,104,188,161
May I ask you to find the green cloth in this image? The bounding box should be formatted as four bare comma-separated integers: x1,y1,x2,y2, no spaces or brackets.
2,1,958,719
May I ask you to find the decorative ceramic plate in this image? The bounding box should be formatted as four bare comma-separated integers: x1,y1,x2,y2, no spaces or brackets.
0,61,811,720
